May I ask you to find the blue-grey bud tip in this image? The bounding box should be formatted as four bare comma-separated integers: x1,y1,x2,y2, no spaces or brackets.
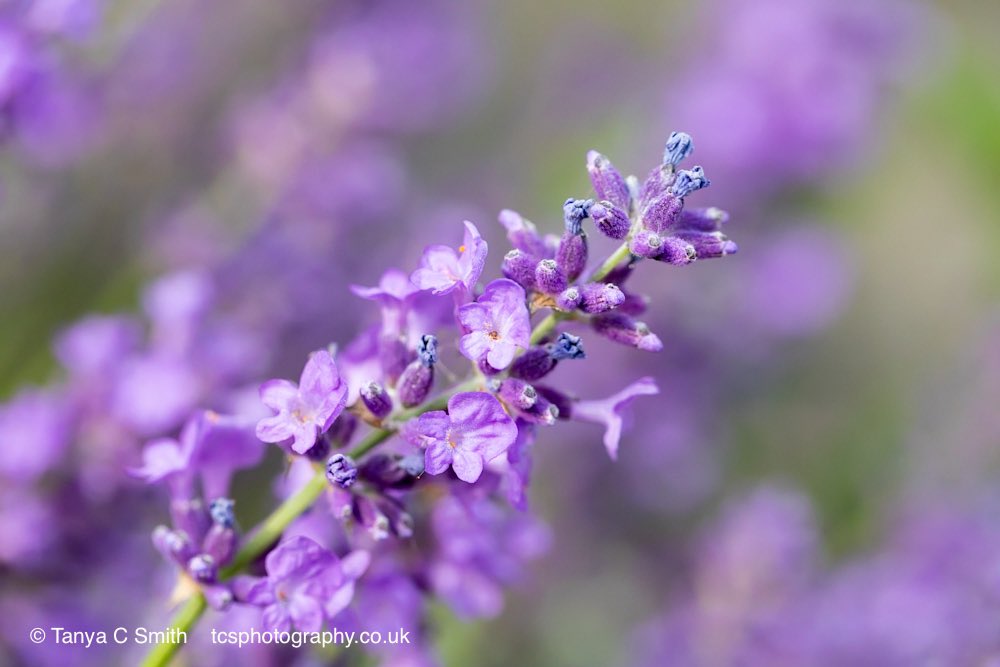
663,131,694,167
548,332,586,361
417,334,438,367
563,198,593,235
671,166,710,198
209,498,235,528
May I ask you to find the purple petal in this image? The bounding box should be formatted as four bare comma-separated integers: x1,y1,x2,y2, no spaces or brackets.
340,550,371,580
424,440,454,476
232,576,275,607
457,220,488,291
447,392,517,462
130,438,186,483
264,535,330,581
288,594,324,632
299,349,338,401
402,410,451,448
259,379,298,411
411,245,461,294
572,377,659,459
261,603,291,632
451,448,485,483
325,581,356,619
485,341,517,370
255,414,295,445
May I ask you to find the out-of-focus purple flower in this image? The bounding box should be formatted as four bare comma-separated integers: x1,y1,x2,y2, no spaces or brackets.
256,349,348,455
0,388,70,481
111,356,201,436
410,221,487,296
54,315,140,379
351,268,422,336
402,392,516,483
458,279,531,370
235,535,369,632
569,377,659,459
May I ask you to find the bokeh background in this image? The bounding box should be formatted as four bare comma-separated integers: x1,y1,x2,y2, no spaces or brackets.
2,0,1000,665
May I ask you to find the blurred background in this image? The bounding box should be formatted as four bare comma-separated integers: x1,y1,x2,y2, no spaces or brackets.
2,0,1000,665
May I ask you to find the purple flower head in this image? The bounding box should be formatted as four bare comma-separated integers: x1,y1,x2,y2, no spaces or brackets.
663,130,695,167
235,536,370,632
534,259,568,295
586,150,632,212
133,411,263,499
256,349,348,455
501,248,539,290
410,221,487,296
351,268,422,335
571,377,659,459
457,279,531,370
402,392,517,483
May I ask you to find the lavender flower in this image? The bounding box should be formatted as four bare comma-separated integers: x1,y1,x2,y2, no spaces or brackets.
458,279,531,370
569,377,659,459
235,536,369,632
410,220,488,296
402,392,517,483
255,349,348,455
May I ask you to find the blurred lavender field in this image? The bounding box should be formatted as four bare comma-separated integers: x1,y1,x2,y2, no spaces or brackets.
2,0,1000,665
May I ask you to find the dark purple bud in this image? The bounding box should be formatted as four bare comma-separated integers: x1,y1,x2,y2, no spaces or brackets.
592,312,663,352
556,230,588,283
397,359,434,407
496,378,538,410
378,498,414,539
379,334,410,384
361,381,393,419
547,332,585,360
556,286,581,311
499,209,549,258
579,283,625,314
590,201,630,240
630,229,664,258
502,249,539,290
535,259,568,294
187,554,218,583
359,454,418,488
586,151,631,212
535,386,573,419
639,194,684,233
399,453,425,476
356,497,390,541
326,412,357,448
656,236,697,265
203,525,236,566
208,498,235,529
170,498,210,545
417,334,438,367
153,526,196,565
521,394,559,425
326,453,358,488
663,131,694,167
678,206,729,232
674,231,737,259
618,292,649,316
509,347,557,381
306,433,331,460
671,166,710,198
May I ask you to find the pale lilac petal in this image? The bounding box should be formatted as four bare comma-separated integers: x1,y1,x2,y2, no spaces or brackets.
288,594,324,632
130,438,186,482
457,302,490,332
448,392,517,462
457,220,488,290
265,536,329,580
259,379,298,411
485,341,516,370
572,377,659,459
451,448,484,483
289,424,320,455
340,550,371,580
299,349,338,400
232,576,275,606
262,603,291,632
459,331,492,364
325,581,355,619
402,411,450,448
255,414,295,444
411,245,461,294
424,440,454,476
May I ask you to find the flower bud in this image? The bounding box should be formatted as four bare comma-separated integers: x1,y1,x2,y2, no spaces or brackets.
592,313,663,352
663,131,694,167
208,498,236,529
170,498,210,545
534,259,568,294
359,454,420,489
630,229,664,258
187,554,218,583
587,151,631,212
639,194,684,233
674,231,737,259
556,286,582,311
379,334,410,384
546,332,586,360
509,346,557,381
496,378,538,411
656,236,697,265
326,453,358,488
556,227,588,283
671,166,710,198
203,525,236,566
578,283,625,314
535,386,573,419
499,209,549,258
590,201,630,240
153,526,196,565
678,206,728,232
502,249,539,290
361,381,393,419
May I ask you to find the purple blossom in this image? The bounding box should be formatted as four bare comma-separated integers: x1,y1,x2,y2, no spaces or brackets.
351,268,422,335
0,388,70,481
255,349,348,455
402,392,517,483
235,536,369,632
458,279,531,370
410,220,488,296
571,377,659,459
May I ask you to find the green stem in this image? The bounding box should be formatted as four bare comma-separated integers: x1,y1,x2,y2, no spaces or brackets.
139,592,206,667
589,241,631,282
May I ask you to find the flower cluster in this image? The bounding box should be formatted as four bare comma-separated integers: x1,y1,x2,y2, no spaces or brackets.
129,132,735,663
